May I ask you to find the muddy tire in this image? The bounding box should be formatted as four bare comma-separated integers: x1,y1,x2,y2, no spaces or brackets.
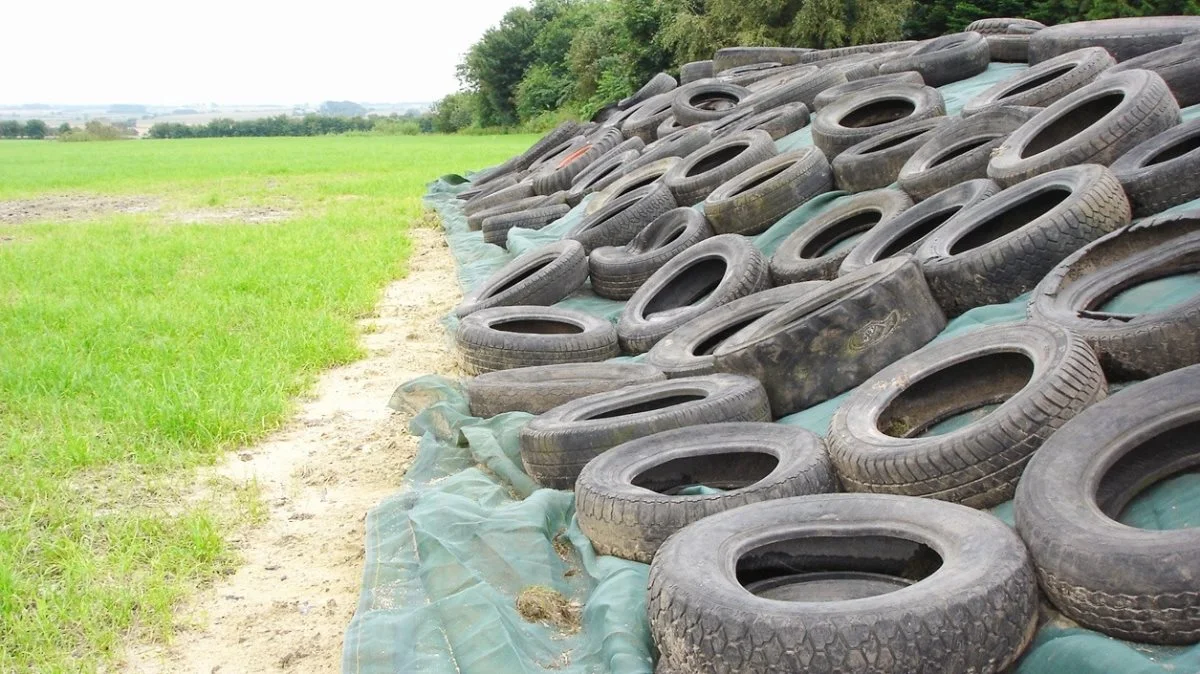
663,130,778,206
812,84,946,160
588,158,680,215
531,143,604,195
649,493,1039,674
466,362,666,417
481,204,570,247
829,322,1106,507
456,306,619,375
840,179,999,276
812,72,924,111
645,283,827,379
622,128,711,177
1027,209,1200,380
770,188,914,283
715,256,946,417
518,374,771,489
576,423,834,563
833,117,948,194
1109,117,1200,217
618,234,770,355
454,240,588,317
1028,16,1200,64
704,148,833,236
961,47,1114,118
567,182,676,252
622,93,679,143
589,208,713,301
879,32,991,87
898,106,1040,202
1014,365,1200,644
1108,40,1200,107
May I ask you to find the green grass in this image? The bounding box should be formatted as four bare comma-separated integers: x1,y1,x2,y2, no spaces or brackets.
0,134,536,672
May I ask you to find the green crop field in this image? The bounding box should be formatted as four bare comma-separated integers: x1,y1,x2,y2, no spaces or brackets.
0,134,535,672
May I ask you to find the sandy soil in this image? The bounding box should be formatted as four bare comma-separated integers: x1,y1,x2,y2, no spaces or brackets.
120,225,462,673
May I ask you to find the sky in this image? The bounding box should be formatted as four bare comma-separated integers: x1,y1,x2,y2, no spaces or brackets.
1,0,528,106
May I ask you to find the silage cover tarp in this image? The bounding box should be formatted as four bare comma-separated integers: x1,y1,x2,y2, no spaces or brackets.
343,64,1200,673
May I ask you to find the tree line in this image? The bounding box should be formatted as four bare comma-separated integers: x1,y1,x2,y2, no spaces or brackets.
146,113,435,139
0,120,59,139
438,0,1199,131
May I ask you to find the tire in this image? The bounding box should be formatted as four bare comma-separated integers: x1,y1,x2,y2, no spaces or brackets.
986,34,1030,62
679,60,714,85
663,130,778,206
586,157,681,215
832,117,948,194
621,128,711,178
1108,40,1200,107
518,374,771,489
715,62,787,86
1014,365,1200,644
878,32,991,87
988,69,1180,187
811,72,924,112
745,66,848,112
648,493,1038,674
645,283,828,379
966,17,1046,35
531,143,604,195
566,147,642,208
812,84,946,161
584,125,626,154
589,208,714,301
961,47,1115,118
1110,116,1200,217
797,41,919,64
481,204,570,247
655,115,685,140
456,306,619,375
705,148,834,236
917,164,1131,318
671,80,753,126
828,322,1106,507
717,102,810,140
1027,209,1200,380
622,92,678,143
466,193,563,232
466,362,666,417
839,179,999,276
618,234,770,355
567,182,677,252
712,47,812,72
770,188,914,283
1028,16,1200,64
454,240,588,318
897,106,1040,202
575,423,835,563
714,256,946,418
510,121,584,172
619,72,678,110
526,136,587,174
463,180,535,216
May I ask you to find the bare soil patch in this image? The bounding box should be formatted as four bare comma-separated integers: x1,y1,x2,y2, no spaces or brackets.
0,195,159,224
120,225,463,673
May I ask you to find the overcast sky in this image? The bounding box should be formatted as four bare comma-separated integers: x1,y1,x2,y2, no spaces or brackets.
1,0,528,106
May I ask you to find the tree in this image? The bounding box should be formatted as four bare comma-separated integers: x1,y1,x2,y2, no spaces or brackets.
431,92,477,133
0,120,21,138
57,122,72,135
459,5,550,126
24,119,47,139
317,100,367,117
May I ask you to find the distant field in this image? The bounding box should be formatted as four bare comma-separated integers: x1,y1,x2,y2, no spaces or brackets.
0,134,535,672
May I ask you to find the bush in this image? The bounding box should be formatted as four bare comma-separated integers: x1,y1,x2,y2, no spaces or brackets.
58,120,130,142
24,120,48,139
371,119,422,136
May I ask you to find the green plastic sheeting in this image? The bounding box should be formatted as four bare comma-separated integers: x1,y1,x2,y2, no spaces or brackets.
344,64,1200,674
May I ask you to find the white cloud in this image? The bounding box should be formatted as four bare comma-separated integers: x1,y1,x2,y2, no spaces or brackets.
1,0,527,105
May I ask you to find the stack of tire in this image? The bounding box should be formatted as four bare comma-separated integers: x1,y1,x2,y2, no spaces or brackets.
448,15,1200,674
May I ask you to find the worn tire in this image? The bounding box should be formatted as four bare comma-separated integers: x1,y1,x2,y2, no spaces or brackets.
840,179,999,276
987,34,1031,63
771,188,914,283
467,193,564,232
798,42,918,64
649,493,1038,674
466,362,666,417
879,32,991,87
716,62,787,86
645,283,827,379
619,72,678,110
961,47,1115,118
988,69,1180,187
811,72,924,111
531,143,604,195
1108,40,1200,107
567,182,677,252
576,423,834,563
705,148,834,236
671,80,753,126
720,102,811,140
829,322,1106,507
456,306,619,375
679,60,714,85
618,234,770,355
1028,209,1200,380
566,146,643,208
966,17,1046,35
663,130,778,206
588,158,680,215
621,127,711,177
715,256,946,417
519,374,771,489
1014,365,1200,644
481,204,570,248
1110,117,1200,217
1029,16,1200,64
454,240,588,317
833,117,949,194
918,164,1131,317
746,66,848,112
464,180,535,216
510,121,584,172
713,47,813,72
812,84,946,160
898,106,1040,202
589,207,713,301
623,93,678,143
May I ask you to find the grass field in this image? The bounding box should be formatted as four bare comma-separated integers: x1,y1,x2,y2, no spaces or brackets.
0,134,536,672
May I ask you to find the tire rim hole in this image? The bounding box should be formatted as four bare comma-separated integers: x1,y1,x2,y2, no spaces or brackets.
1021,92,1125,158
585,393,706,420
644,258,728,317
645,221,689,250
877,208,958,260
948,188,1069,255
840,98,917,129
801,210,883,258
1092,270,1200,316
631,451,779,494
688,144,749,177
877,351,1034,438
1146,133,1200,165
736,535,942,602
1095,416,1200,529
999,63,1075,99
929,136,996,168
690,92,741,112
491,319,583,335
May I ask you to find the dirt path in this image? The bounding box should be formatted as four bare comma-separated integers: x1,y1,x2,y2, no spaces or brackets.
122,226,462,673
